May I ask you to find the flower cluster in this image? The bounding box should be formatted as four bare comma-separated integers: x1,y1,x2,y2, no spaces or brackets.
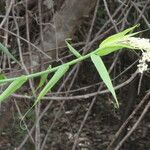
126,37,150,51
137,51,150,73
122,37,150,73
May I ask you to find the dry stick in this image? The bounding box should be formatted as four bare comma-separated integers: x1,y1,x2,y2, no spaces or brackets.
133,0,150,27
138,73,143,95
25,0,33,73
132,2,149,27
103,0,119,32
41,4,83,149
114,92,150,150
0,15,23,19
0,27,52,59
3,0,10,70
53,10,59,60
83,0,100,53
0,0,14,28
107,89,149,149
34,0,45,149
26,0,41,149
12,3,36,144
12,70,138,101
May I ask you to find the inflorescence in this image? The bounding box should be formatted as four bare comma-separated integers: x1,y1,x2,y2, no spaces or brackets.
122,37,150,73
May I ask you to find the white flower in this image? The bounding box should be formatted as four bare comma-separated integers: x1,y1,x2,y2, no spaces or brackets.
120,37,150,73
137,51,150,73
137,62,148,73
123,37,150,51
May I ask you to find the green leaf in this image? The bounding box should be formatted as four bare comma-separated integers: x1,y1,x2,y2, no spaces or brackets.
97,44,133,56
99,25,139,48
0,75,27,103
36,65,51,91
91,54,119,108
0,43,21,65
96,25,139,56
65,39,82,58
35,64,69,105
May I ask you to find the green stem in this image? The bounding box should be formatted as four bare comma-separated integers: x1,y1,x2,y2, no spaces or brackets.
0,48,102,84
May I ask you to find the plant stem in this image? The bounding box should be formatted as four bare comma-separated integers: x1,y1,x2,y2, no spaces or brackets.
0,47,102,84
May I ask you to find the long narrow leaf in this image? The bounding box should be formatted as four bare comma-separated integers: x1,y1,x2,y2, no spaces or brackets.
99,25,139,48
97,25,139,56
91,54,119,108
0,43,21,65
35,64,69,105
97,44,133,56
0,75,27,103
65,39,82,58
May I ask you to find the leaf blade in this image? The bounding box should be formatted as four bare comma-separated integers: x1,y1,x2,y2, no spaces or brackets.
91,54,119,108
100,25,139,48
97,44,133,56
97,25,139,56
65,39,82,58
35,64,69,105
0,75,27,103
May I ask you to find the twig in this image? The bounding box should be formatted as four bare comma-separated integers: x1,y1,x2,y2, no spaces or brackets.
107,88,149,149
114,92,150,150
12,70,138,101
0,27,52,59
0,0,14,28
